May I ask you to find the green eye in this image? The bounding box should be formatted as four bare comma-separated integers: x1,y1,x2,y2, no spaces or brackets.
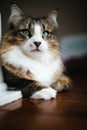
20,29,32,38
42,31,50,39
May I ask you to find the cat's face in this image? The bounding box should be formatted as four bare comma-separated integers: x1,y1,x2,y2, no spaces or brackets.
2,4,59,59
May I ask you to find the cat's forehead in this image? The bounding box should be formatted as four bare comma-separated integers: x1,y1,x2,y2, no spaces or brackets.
19,17,53,32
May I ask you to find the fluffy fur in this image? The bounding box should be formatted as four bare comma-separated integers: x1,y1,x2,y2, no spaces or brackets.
0,4,70,100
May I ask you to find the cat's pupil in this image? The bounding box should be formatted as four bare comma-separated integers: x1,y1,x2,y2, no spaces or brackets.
20,29,32,38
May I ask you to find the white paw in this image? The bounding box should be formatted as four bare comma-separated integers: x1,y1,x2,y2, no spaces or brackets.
30,88,57,100
0,82,8,91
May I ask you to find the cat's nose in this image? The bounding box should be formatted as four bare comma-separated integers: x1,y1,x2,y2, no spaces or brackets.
34,42,41,48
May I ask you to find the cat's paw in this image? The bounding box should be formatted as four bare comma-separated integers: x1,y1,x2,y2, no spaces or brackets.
30,88,57,100
54,76,70,92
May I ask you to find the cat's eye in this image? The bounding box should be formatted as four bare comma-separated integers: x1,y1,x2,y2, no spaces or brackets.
19,29,32,38
42,31,50,39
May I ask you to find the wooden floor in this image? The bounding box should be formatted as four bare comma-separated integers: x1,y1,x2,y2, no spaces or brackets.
0,75,87,130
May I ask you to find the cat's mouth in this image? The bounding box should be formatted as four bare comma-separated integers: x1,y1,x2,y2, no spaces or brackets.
31,48,41,52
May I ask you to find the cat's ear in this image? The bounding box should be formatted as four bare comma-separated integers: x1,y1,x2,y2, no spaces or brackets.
46,10,58,28
9,4,24,28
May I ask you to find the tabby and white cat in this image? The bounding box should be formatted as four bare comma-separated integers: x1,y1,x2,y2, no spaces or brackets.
0,4,70,100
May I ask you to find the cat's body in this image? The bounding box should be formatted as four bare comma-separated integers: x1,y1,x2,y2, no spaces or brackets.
0,4,70,100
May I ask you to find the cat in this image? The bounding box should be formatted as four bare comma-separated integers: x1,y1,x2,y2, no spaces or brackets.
0,4,70,100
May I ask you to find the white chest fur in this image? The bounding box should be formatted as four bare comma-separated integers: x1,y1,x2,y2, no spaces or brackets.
29,58,62,87
3,47,62,87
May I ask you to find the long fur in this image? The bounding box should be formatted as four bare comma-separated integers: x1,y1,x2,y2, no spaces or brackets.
0,4,70,100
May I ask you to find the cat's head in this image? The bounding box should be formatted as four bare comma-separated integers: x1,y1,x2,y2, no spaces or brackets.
2,4,59,59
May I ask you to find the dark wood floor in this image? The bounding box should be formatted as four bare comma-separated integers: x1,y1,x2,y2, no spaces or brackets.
0,75,87,130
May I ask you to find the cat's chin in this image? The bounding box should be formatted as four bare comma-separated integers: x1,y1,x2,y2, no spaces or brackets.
24,49,44,59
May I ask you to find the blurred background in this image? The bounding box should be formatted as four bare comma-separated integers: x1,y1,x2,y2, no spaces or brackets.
0,0,87,75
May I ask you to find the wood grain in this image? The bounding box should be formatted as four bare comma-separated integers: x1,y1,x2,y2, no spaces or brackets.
0,75,87,130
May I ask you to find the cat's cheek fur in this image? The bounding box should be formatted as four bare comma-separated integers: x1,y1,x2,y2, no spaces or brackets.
30,88,57,100
39,42,48,52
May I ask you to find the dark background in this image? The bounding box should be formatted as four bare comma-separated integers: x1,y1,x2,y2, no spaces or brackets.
0,0,87,37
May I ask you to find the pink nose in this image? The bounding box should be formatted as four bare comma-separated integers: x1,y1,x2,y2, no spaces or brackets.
34,42,41,47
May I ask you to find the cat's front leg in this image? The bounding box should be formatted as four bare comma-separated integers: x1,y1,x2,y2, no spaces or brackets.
52,75,70,92
6,77,57,99
30,87,57,100
17,79,57,100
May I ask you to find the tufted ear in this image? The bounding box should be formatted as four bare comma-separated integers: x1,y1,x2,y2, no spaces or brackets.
9,4,24,28
46,10,58,28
